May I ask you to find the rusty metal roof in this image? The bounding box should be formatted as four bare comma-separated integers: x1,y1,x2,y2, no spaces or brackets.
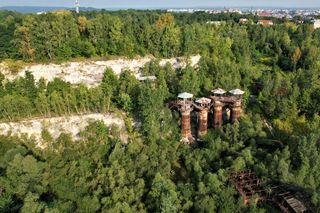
284,195,307,213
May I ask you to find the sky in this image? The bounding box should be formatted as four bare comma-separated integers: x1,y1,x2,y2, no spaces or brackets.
0,0,320,9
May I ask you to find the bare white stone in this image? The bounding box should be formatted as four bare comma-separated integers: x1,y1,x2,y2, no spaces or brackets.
0,55,201,87
0,113,128,148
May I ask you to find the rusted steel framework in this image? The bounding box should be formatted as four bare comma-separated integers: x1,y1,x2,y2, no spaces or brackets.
230,171,312,213
271,187,310,213
230,170,266,205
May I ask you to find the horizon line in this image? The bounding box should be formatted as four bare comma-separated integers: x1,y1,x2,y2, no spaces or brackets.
1,5,320,9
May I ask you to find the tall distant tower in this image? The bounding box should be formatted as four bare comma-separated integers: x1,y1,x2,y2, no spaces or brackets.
75,0,80,14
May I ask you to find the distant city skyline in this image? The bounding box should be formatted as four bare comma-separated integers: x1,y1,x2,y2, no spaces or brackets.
0,0,320,9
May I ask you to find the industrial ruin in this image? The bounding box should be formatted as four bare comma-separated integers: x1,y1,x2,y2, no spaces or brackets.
176,88,245,144
230,170,266,205
230,170,312,213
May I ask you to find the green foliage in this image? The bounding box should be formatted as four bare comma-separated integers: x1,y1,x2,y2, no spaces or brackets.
20,193,45,213
2,59,25,74
1,9,320,213
147,173,180,212
0,69,117,121
179,65,200,96
2,154,45,198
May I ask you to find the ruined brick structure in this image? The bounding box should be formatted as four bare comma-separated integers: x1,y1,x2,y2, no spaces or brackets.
176,88,244,143
211,88,244,128
195,97,211,137
177,92,195,144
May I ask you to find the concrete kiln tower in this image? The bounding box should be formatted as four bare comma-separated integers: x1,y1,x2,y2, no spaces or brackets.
177,92,194,144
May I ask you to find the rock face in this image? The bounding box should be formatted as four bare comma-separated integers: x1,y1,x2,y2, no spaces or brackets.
0,55,201,86
0,113,127,147
0,55,201,146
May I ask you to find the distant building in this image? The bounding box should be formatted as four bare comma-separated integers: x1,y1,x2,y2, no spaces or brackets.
314,20,320,29
257,20,274,26
259,11,272,17
239,18,248,24
224,8,242,14
208,10,223,14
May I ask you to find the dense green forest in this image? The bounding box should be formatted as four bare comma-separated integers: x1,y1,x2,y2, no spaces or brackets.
0,9,320,212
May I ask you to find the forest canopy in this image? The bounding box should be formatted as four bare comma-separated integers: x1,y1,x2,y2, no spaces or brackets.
0,9,320,212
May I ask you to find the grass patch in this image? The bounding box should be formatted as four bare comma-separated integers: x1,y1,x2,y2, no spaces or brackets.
3,59,26,74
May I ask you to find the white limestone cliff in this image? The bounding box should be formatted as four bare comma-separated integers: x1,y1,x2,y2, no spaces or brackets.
0,113,128,148
0,55,201,86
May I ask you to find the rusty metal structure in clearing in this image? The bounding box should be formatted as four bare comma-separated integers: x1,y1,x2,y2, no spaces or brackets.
230,170,266,205
175,88,245,144
230,170,312,213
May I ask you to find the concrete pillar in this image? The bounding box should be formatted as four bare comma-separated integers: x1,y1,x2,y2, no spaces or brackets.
181,110,192,141
198,109,209,137
213,101,223,128
231,101,242,123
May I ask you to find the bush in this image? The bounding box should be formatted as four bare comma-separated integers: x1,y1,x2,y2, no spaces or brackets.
3,59,26,74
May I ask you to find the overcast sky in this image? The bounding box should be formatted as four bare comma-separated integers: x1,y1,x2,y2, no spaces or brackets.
0,0,319,8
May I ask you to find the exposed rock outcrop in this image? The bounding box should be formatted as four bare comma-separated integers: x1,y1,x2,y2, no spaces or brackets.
0,55,201,146
0,55,201,86
0,113,127,148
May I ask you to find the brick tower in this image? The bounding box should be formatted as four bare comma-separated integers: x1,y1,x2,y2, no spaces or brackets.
211,88,226,128
211,88,244,128
195,97,212,137
177,92,194,144
229,89,245,123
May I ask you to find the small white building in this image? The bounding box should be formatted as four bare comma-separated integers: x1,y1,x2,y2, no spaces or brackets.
314,20,320,29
